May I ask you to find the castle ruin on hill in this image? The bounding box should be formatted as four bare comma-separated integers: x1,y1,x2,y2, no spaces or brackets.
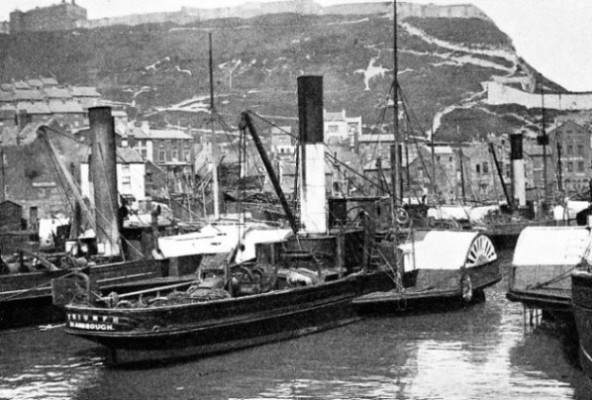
5,0,490,34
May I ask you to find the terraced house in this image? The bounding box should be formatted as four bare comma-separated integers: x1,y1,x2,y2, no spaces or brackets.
548,120,592,195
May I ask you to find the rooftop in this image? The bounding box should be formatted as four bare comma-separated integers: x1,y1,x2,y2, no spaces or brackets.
147,129,192,140
27,79,44,88
0,91,16,102
116,147,145,164
14,89,45,102
48,100,85,113
40,77,58,86
71,87,101,97
324,111,346,122
44,87,73,99
16,102,51,114
13,81,30,90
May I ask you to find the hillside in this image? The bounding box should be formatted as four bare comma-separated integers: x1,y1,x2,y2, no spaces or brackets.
0,10,554,141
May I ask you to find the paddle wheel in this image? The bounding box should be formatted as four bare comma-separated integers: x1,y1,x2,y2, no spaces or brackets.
465,235,497,268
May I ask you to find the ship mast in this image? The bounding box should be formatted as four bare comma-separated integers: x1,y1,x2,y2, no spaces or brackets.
390,0,400,252
0,140,5,202
209,32,221,220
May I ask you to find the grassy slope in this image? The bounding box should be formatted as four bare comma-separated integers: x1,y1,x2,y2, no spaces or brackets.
0,13,525,140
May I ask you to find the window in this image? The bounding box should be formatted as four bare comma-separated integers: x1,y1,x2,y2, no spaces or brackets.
327,124,339,133
121,164,130,173
184,150,190,161
158,150,165,161
476,164,481,174
578,145,584,156
140,149,147,158
578,161,585,172
121,176,131,191
172,150,179,160
567,144,573,155
449,157,453,162
567,162,573,172
483,162,489,174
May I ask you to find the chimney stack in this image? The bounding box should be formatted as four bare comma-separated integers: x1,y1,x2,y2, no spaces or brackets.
298,76,326,234
510,132,526,207
89,107,121,257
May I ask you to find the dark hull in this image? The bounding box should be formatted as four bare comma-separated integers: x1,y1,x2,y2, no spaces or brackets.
485,220,556,251
506,289,572,311
0,258,198,329
506,265,572,313
64,270,393,365
487,232,520,252
353,261,501,313
571,270,592,379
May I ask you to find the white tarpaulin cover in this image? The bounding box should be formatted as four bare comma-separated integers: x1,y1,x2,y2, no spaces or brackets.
552,201,590,221
427,205,472,221
158,223,292,261
426,205,500,223
234,228,293,263
512,226,592,267
399,230,487,271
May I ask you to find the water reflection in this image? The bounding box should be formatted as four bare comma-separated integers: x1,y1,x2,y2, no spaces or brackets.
0,327,102,400
0,251,590,399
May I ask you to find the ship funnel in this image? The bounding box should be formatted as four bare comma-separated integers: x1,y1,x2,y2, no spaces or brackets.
89,106,121,257
510,132,526,207
298,76,327,234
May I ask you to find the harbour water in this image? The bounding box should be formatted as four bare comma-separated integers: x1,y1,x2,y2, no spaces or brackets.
1,251,591,400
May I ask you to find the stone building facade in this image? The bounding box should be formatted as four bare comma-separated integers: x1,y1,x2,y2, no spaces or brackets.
548,120,592,195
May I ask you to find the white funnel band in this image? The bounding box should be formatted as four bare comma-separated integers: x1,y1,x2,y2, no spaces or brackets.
300,143,327,233
512,160,526,206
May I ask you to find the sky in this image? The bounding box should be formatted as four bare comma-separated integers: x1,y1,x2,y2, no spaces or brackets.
1,0,592,91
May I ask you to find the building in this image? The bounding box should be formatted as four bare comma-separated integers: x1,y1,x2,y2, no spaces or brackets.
81,147,146,201
0,200,23,231
402,137,530,204
324,109,362,145
1,123,87,220
9,1,87,33
524,138,554,201
0,78,103,135
114,123,194,166
270,126,295,158
548,120,592,195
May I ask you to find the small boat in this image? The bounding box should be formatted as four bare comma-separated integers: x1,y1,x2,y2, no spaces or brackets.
53,76,396,365
352,1,500,313
571,264,592,380
507,226,592,316
353,230,500,311
0,108,203,329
